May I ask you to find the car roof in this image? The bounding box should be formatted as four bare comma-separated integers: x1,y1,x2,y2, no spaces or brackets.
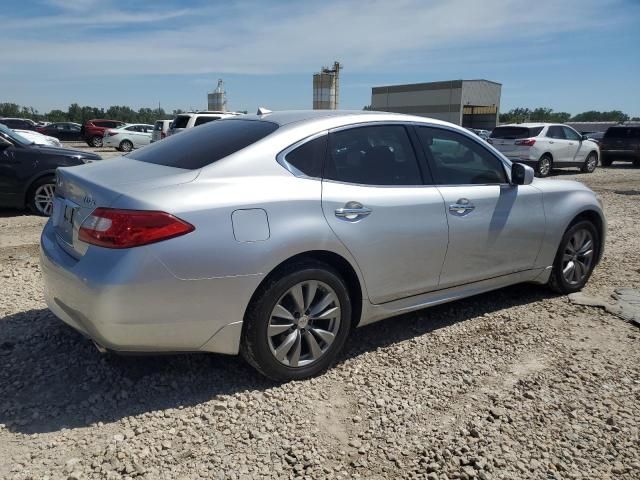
497,123,554,128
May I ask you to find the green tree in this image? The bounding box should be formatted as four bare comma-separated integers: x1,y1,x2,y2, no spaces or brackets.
570,110,629,122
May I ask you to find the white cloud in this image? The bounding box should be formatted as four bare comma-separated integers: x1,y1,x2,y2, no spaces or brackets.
1,0,633,77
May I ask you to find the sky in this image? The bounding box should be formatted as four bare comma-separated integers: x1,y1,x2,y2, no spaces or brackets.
1,0,639,116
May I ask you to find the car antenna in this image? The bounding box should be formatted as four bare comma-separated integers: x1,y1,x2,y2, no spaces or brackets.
256,107,272,115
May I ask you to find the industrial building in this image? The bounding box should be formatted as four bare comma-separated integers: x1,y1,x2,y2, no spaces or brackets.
371,79,501,130
313,62,341,110
207,79,227,112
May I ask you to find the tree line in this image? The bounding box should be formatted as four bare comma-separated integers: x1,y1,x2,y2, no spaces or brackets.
0,102,184,125
499,107,638,123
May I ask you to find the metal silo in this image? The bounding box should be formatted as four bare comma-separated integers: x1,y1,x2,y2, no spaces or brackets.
313,61,341,110
207,79,227,112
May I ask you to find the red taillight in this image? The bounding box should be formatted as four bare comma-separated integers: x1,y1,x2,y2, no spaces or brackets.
161,132,166,139
79,208,195,248
515,138,536,146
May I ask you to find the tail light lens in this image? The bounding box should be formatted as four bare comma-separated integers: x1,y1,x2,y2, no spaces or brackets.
79,208,194,248
515,138,536,146
161,132,166,139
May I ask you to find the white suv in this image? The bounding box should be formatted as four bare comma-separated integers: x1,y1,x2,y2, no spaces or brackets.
489,123,600,177
167,111,240,136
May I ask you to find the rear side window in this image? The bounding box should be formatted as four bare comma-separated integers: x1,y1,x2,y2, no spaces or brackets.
172,115,190,129
490,127,543,139
194,116,219,126
326,125,423,186
604,127,633,139
546,126,566,139
127,119,278,169
283,135,327,178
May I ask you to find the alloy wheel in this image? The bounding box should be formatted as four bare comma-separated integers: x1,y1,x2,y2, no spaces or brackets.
561,228,594,285
268,280,341,368
34,183,55,216
539,157,551,176
586,154,597,172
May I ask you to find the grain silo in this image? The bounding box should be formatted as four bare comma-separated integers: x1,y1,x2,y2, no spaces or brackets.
313,61,341,110
207,79,227,112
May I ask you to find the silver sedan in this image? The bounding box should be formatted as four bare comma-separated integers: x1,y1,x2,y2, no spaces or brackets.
40,111,606,381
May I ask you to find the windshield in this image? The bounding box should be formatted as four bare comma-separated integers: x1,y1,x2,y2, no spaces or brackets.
0,123,35,146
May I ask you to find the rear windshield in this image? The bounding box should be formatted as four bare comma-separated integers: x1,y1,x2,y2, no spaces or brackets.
171,115,190,129
604,127,640,139
127,119,279,169
490,126,543,139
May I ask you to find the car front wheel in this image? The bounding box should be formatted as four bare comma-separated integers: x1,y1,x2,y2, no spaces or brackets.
548,220,599,294
28,177,56,216
119,140,133,152
581,152,598,173
90,135,103,147
241,260,352,381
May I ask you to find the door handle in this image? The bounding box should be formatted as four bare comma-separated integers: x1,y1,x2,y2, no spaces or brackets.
335,202,371,221
449,198,475,215
549,141,554,144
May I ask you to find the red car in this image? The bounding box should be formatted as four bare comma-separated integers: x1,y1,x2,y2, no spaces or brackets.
81,119,126,147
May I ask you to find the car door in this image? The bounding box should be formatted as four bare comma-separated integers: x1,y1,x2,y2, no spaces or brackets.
321,123,449,304
415,126,545,289
562,126,584,163
545,125,570,163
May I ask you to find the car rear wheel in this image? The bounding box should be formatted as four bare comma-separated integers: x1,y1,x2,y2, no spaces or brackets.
581,152,598,173
536,154,553,177
241,260,352,381
119,140,133,152
28,177,56,216
548,220,599,294
90,135,103,147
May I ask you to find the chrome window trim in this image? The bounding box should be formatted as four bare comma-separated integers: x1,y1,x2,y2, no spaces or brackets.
276,130,328,180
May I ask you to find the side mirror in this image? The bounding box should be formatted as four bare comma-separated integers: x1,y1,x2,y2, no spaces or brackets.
581,134,589,141
0,136,13,149
511,162,534,185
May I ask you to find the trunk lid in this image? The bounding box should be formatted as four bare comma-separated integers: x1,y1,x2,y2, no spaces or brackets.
52,157,199,258
489,126,543,158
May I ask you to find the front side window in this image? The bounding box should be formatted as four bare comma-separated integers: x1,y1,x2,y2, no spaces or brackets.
417,127,507,185
171,116,190,129
283,135,327,178
325,125,422,186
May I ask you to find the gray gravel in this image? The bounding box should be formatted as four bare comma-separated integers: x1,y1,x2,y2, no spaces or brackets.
1,163,639,479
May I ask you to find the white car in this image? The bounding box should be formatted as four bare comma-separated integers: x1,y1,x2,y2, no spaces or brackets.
151,120,173,143
167,111,241,136
103,124,154,152
489,123,600,177
13,129,62,147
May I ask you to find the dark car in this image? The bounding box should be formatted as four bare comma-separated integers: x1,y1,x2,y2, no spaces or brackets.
37,122,84,142
81,119,126,147
0,118,38,131
600,126,640,167
0,123,101,215
584,131,605,145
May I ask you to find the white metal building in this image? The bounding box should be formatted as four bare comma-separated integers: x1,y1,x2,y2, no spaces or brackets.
371,79,501,130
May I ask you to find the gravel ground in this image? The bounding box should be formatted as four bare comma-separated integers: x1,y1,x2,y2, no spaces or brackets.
1,161,639,480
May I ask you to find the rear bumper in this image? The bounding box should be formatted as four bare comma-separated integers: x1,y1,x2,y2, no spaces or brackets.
40,221,260,354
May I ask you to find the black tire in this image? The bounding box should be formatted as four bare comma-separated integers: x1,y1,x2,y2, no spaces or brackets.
580,152,598,173
535,154,553,177
27,176,56,216
601,156,613,167
90,135,103,148
548,220,599,294
241,260,352,382
119,140,133,152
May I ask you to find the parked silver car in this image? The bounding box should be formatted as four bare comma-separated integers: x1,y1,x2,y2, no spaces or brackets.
41,111,606,381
